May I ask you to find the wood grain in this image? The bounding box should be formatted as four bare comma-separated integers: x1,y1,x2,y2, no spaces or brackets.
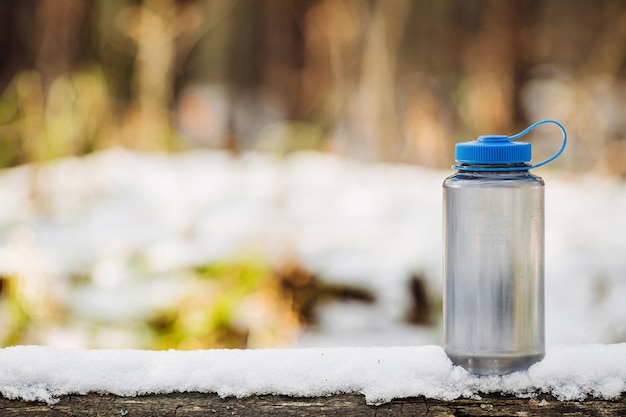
0,392,624,416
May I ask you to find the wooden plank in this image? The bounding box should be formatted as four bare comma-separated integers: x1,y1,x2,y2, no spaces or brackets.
0,392,624,417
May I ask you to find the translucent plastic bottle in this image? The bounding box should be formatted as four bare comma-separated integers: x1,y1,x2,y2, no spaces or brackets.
443,120,566,375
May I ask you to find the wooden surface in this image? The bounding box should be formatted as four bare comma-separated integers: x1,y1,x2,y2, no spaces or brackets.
1,392,625,417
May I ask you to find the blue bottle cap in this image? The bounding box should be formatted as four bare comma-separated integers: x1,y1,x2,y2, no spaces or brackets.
455,135,531,165
452,120,567,171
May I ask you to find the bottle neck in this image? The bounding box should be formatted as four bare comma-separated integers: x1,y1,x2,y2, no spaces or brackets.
454,163,531,173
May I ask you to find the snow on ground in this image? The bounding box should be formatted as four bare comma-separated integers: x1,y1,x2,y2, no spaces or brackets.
1,344,625,404
0,149,624,347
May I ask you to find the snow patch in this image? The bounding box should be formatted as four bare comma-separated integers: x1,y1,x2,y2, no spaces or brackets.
0,344,625,405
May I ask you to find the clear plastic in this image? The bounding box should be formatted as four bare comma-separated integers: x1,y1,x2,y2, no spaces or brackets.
443,167,545,375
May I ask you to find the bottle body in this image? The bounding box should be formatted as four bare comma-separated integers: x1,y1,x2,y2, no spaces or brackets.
443,169,545,375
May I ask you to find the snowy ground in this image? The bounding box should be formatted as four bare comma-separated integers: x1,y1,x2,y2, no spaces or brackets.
0,149,625,347
1,344,625,404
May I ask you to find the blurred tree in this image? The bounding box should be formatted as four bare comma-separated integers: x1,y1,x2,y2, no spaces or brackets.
0,0,624,173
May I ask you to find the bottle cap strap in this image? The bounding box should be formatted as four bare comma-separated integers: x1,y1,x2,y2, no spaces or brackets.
511,119,567,169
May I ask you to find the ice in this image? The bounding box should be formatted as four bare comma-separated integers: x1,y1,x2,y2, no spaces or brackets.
0,344,625,405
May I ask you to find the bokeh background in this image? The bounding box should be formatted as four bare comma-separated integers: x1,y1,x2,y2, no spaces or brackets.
0,0,625,350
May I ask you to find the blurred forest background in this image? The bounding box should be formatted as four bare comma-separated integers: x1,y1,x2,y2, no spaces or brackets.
0,0,626,350
1,0,625,173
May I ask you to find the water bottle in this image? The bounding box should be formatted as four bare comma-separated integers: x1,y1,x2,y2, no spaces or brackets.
443,120,567,375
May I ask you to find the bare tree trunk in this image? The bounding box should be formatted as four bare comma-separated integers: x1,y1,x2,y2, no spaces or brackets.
354,0,411,161
458,1,518,135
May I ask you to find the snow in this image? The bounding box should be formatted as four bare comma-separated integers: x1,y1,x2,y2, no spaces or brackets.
0,149,624,348
0,344,625,404
0,150,625,404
